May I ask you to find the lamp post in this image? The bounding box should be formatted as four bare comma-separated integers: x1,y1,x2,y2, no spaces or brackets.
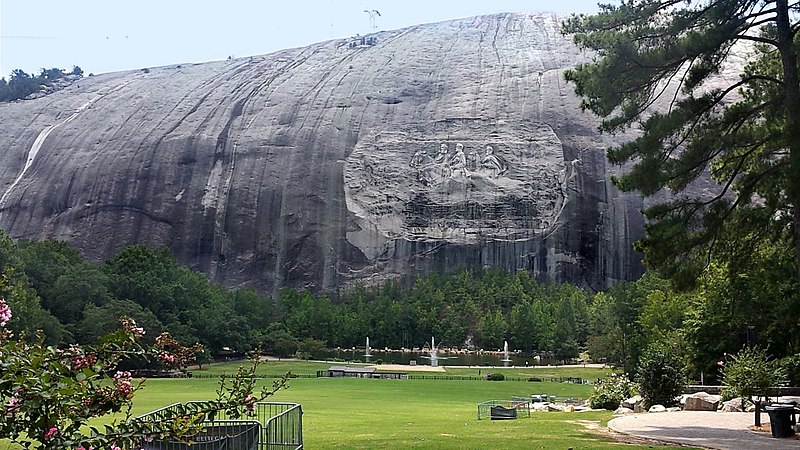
621,322,628,375
746,325,756,348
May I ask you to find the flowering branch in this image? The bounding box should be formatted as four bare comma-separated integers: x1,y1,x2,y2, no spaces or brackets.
0,297,288,450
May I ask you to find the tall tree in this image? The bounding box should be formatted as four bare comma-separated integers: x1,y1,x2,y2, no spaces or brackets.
563,0,800,285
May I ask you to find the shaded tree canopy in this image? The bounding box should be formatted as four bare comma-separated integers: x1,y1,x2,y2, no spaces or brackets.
563,0,800,286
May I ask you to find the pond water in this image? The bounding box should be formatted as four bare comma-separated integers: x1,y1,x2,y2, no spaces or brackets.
317,348,558,367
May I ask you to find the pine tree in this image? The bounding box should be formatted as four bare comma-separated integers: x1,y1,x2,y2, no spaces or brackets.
563,0,800,286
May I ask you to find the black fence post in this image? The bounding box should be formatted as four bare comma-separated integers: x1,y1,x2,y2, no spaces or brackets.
755,399,761,427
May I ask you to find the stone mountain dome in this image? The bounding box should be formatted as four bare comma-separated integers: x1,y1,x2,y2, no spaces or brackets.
0,12,648,294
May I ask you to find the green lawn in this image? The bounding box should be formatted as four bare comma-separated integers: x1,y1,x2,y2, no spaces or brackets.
122,361,684,449
194,359,618,380
442,365,617,381
3,362,691,449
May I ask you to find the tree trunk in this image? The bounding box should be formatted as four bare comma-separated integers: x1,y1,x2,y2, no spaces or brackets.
775,0,800,283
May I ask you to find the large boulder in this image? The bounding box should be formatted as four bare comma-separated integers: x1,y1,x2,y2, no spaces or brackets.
720,398,746,412
684,392,721,411
622,395,645,413
0,13,728,294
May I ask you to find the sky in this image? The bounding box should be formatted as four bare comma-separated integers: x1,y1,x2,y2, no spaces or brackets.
0,1,600,78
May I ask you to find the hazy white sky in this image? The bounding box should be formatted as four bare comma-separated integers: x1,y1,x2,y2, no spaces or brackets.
0,1,600,78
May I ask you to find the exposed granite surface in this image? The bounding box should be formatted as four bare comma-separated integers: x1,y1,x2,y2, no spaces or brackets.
0,13,656,294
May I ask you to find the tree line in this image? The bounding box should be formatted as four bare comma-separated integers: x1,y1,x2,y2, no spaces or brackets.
0,66,84,102
1,229,797,383
0,230,591,361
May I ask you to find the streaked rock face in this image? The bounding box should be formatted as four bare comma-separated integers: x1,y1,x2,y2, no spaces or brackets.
0,13,647,294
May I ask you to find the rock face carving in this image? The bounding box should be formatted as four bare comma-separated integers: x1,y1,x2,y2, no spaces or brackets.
0,13,649,295
345,120,566,252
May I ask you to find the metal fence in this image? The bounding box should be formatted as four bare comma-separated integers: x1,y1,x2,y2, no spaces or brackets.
135,402,303,450
476,399,531,420
138,420,261,450
405,374,590,383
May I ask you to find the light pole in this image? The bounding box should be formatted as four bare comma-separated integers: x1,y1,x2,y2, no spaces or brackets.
746,325,755,348
621,322,628,375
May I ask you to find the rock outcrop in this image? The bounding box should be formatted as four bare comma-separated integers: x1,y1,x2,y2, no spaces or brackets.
684,392,721,411
0,13,653,294
622,395,646,413
720,398,746,412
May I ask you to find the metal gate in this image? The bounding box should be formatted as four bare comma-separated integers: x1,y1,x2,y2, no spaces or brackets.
136,401,303,450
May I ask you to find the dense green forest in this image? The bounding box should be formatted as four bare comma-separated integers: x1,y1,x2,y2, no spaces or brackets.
0,229,797,383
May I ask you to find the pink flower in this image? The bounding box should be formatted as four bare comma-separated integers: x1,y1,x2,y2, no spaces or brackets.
113,371,133,399
72,353,97,370
6,396,22,413
243,395,256,413
121,318,145,336
160,352,175,364
0,298,11,327
43,426,58,441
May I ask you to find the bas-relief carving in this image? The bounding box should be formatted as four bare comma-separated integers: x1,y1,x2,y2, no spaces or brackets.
343,122,574,259
410,142,508,185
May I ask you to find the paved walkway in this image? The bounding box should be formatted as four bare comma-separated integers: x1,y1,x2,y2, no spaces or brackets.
609,411,800,449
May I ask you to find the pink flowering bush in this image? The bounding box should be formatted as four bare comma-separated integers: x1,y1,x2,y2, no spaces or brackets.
0,298,11,326
154,332,203,372
0,293,287,450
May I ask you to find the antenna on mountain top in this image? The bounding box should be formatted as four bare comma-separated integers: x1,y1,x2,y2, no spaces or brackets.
364,9,381,31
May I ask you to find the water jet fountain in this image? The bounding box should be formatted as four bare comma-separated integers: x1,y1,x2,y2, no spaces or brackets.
501,340,512,367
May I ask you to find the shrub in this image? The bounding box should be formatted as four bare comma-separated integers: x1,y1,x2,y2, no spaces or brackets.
487,373,504,381
721,346,785,402
296,337,325,360
636,339,686,407
778,353,800,386
589,373,636,410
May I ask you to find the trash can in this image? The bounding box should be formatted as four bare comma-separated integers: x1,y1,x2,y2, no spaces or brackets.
764,404,797,438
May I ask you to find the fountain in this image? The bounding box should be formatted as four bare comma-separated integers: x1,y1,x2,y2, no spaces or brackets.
429,336,438,367
365,337,372,359
501,340,512,367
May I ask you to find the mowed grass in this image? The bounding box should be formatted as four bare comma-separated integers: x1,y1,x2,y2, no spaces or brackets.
194,359,618,381
1,361,690,449
115,361,687,449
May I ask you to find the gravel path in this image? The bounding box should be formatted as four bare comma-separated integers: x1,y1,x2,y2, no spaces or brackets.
609,411,800,449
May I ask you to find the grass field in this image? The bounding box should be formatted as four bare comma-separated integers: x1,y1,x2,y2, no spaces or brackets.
124,361,688,449
3,361,695,449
